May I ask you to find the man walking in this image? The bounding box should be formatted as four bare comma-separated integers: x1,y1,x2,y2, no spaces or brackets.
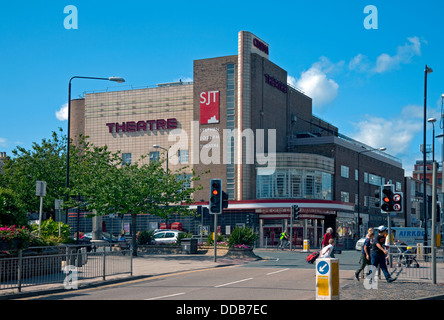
370,226,397,283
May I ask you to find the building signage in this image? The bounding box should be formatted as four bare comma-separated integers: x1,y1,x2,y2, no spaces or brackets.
106,118,178,133
253,38,269,55
200,91,220,124
264,74,287,93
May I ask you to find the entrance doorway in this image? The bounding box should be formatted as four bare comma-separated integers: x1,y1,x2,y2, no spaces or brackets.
263,227,282,248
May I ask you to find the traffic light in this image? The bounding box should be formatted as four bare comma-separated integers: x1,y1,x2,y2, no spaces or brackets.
374,188,380,208
246,214,251,225
209,179,222,214
222,191,229,209
292,205,300,220
380,184,394,212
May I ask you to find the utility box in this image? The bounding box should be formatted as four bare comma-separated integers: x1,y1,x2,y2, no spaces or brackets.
316,258,339,300
181,238,198,254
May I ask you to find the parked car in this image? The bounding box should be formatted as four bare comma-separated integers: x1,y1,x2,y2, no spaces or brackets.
355,237,366,251
153,230,184,244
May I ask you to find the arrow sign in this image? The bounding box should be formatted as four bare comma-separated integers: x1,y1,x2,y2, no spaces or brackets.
317,261,329,275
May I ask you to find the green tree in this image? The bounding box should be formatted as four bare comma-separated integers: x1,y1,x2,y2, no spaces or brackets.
0,187,27,226
0,129,67,218
67,139,206,256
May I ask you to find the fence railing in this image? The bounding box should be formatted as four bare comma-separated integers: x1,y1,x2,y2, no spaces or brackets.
386,245,442,281
0,243,132,293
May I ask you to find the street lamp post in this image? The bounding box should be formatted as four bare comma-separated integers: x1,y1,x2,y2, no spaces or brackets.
423,65,433,247
357,147,386,238
153,144,169,172
67,76,125,243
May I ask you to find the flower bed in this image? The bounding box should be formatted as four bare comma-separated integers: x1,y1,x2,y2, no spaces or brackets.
0,225,30,250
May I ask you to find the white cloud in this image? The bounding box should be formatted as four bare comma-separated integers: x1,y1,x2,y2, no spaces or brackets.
349,36,424,74
351,114,422,155
56,103,68,121
288,57,340,110
0,137,7,147
350,103,442,159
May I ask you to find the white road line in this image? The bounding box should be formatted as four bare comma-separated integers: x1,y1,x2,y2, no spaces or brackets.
266,268,289,276
144,292,186,300
214,278,254,288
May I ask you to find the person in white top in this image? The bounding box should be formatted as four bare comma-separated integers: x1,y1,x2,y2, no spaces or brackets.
320,238,335,258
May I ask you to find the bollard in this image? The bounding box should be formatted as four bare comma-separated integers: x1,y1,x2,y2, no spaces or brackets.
302,239,310,252
417,243,424,261
316,258,339,300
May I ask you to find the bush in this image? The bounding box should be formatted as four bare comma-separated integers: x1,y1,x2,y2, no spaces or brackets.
137,230,155,245
30,218,72,246
205,232,224,246
177,231,192,245
227,226,258,249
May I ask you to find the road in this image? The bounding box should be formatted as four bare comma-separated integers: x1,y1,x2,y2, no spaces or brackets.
25,250,359,300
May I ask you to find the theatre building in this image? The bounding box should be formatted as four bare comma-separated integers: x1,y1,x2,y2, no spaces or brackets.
70,31,404,249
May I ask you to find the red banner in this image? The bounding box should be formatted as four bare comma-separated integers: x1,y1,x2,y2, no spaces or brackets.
200,91,220,124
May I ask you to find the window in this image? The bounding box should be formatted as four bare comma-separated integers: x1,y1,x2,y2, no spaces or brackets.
355,169,359,181
369,174,382,186
341,166,349,178
122,153,132,166
178,149,189,164
150,151,160,162
341,191,350,203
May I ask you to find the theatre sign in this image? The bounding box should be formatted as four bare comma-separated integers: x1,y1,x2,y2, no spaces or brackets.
106,118,178,133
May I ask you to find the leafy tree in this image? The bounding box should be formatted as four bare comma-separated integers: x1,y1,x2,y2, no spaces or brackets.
67,138,206,256
0,129,67,218
0,187,27,226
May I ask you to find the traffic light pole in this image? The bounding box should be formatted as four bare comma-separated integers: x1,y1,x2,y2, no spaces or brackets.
290,207,293,251
214,212,217,262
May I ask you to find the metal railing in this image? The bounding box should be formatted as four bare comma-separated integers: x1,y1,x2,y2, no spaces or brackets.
387,245,442,281
0,243,132,293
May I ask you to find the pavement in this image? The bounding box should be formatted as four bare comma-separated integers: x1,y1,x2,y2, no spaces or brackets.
2,248,444,300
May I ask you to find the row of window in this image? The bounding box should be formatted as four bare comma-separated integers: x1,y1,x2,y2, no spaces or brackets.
121,150,189,166
340,165,401,190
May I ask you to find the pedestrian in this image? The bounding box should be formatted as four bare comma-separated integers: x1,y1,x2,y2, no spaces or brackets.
355,228,375,281
369,226,397,283
322,228,333,248
320,238,335,258
279,230,289,250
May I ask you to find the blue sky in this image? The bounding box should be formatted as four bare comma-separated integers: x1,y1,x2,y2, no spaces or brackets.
1,0,443,175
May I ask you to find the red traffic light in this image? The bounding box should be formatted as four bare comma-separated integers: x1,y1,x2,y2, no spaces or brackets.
212,190,219,196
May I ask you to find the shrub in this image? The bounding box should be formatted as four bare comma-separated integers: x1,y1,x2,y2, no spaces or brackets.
137,230,155,245
227,226,258,249
29,218,72,246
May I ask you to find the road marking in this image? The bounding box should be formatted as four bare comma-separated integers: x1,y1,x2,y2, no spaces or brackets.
266,268,289,275
18,265,238,300
144,292,186,300
214,277,254,288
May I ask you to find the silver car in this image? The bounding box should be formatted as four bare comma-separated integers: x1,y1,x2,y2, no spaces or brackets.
153,230,184,244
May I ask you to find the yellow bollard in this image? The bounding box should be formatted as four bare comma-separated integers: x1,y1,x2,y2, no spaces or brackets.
302,239,310,252
316,258,339,300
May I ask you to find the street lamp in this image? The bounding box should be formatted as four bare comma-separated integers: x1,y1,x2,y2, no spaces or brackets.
423,65,433,246
357,147,386,238
153,144,169,172
67,76,126,243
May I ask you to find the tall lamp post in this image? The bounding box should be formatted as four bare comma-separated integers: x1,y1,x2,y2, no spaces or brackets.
357,147,386,238
67,76,125,243
153,144,169,172
423,65,433,247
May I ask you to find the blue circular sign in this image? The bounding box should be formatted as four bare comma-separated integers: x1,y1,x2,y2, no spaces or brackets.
317,261,329,275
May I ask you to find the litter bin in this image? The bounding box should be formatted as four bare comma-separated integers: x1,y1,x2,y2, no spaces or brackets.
181,238,198,254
